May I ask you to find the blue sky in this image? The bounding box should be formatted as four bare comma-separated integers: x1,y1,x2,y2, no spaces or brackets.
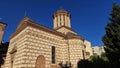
0,0,120,46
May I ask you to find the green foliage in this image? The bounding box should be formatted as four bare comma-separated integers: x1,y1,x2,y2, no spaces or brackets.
0,42,9,54
77,60,92,68
91,54,107,63
100,53,109,62
0,42,9,67
102,3,120,63
78,54,119,68
0,55,4,67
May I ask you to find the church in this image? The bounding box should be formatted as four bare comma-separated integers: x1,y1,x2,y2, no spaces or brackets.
4,9,92,68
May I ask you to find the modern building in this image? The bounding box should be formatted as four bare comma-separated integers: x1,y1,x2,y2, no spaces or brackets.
4,9,91,68
92,46,105,56
84,40,93,59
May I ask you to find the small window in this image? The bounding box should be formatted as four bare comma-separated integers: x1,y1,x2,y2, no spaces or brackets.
82,50,85,59
52,46,55,64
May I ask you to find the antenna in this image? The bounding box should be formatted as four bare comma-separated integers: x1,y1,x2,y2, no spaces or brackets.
0,18,2,21
24,10,27,17
59,6,63,10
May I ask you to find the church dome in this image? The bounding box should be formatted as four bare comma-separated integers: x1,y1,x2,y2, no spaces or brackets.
53,8,71,17
53,8,71,29
54,8,70,15
56,8,68,13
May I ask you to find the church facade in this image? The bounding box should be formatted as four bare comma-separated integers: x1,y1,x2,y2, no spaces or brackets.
4,9,91,68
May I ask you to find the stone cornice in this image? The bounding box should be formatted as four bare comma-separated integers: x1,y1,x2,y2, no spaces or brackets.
67,35,84,41
27,22,65,37
55,26,77,34
0,22,7,25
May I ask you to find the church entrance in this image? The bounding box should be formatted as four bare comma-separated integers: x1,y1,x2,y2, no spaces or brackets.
35,55,45,68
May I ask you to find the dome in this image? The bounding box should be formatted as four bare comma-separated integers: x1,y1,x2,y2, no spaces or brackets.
55,8,69,14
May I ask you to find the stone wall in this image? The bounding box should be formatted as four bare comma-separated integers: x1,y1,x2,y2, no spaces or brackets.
4,27,28,68
68,39,84,68
4,20,85,68
56,27,77,35
4,26,69,68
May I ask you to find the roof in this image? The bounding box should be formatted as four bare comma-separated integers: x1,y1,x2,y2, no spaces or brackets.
67,35,84,41
10,17,65,39
10,17,84,41
0,22,7,25
55,25,77,34
53,8,71,18
56,8,68,13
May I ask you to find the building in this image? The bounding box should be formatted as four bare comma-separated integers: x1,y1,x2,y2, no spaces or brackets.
0,22,7,45
84,40,93,59
92,46,105,56
4,9,90,68
0,22,8,68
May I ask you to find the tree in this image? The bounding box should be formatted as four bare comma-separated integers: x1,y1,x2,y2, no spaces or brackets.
90,53,108,63
102,3,120,63
77,59,92,68
0,42,9,67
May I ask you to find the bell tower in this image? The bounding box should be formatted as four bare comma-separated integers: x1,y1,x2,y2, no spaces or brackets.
0,22,7,45
53,9,77,35
53,8,71,29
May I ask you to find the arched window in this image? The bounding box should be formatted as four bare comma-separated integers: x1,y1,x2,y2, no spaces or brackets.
52,46,55,64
